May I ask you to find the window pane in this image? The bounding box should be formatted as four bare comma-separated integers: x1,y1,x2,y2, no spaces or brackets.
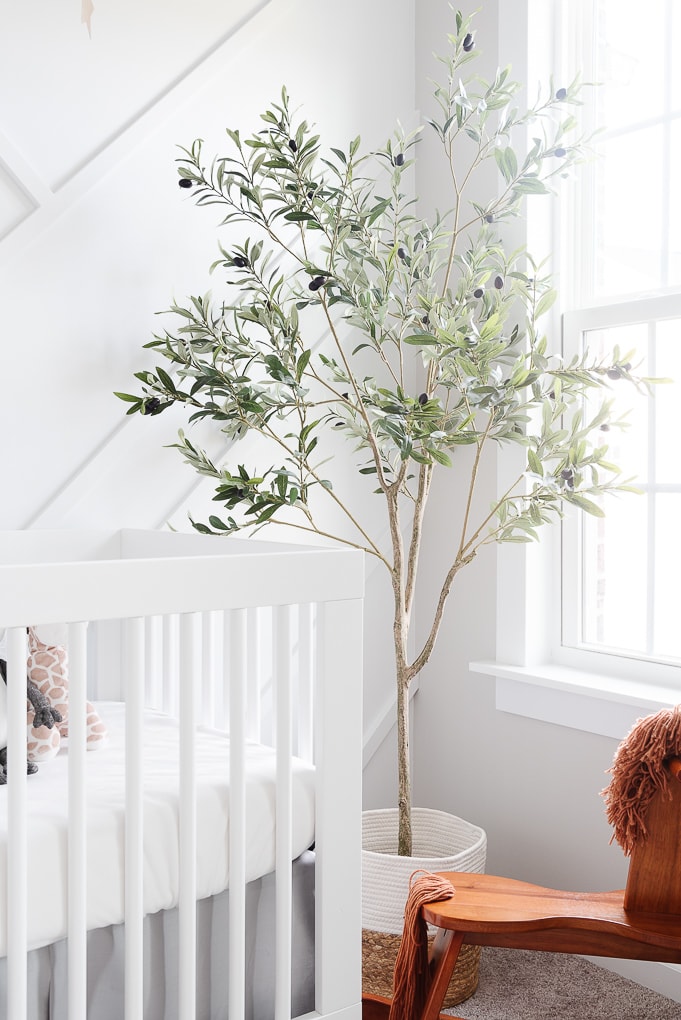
654,319,681,483
653,494,681,661
595,128,664,297
668,122,681,287
581,497,648,653
583,324,650,483
596,0,667,132
672,4,681,108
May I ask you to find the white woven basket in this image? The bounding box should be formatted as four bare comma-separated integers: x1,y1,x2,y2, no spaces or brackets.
362,807,487,933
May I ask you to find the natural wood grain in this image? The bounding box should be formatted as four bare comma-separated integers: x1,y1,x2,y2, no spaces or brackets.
625,775,681,913
421,929,465,1020
362,992,456,1020
420,872,681,962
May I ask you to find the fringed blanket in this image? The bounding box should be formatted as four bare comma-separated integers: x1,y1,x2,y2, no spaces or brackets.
389,871,455,1020
602,704,681,856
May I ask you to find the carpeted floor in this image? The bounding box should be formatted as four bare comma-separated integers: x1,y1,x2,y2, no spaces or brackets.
448,948,681,1019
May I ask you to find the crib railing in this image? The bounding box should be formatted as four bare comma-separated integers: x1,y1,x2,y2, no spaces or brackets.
106,603,317,754
0,529,364,1020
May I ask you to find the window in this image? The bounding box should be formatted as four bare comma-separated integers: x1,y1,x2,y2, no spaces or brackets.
480,1,681,736
557,0,681,679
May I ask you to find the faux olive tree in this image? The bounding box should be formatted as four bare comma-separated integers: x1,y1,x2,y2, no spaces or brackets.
118,11,647,856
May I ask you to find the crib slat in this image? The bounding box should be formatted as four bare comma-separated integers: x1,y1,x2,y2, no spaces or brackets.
274,605,293,1020
178,612,199,1020
144,614,163,711
228,608,247,1020
124,618,145,1020
313,598,363,1016
297,604,315,762
67,622,89,1020
6,626,27,1020
246,606,262,741
162,614,180,717
200,611,218,727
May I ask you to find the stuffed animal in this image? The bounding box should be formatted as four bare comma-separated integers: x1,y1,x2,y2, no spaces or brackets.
27,626,108,750
0,656,62,784
0,625,108,783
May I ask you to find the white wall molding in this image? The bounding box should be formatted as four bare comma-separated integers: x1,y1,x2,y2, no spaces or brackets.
24,312,339,531
0,0,273,266
0,128,51,208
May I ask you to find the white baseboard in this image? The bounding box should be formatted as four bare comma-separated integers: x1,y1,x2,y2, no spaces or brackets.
585,957,681,1003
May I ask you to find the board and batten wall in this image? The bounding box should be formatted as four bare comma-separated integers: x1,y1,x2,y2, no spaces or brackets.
0,0,416,533
0,0,416,771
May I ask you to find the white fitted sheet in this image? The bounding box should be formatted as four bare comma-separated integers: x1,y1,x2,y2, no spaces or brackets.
0,702,316,954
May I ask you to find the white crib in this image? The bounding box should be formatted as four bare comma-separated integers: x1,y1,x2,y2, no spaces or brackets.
0,529,364,1020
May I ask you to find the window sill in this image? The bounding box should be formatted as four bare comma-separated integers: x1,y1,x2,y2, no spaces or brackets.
470,660,680,741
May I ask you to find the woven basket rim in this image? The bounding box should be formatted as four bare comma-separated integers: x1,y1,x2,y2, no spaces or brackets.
362,806,486,860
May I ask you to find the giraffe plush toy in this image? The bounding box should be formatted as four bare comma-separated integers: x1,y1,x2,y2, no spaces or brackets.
0,625,108,781
0,656,62,782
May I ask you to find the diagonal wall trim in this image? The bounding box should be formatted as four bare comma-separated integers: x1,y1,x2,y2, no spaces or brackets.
0,128,52,208
24,397,241,532
25,317,338,531
0,0,273,267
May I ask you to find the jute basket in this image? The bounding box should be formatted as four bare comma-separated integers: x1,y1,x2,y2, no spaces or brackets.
362,807,487,1008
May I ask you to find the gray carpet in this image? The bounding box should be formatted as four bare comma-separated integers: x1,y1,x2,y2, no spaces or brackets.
448,949,681,1019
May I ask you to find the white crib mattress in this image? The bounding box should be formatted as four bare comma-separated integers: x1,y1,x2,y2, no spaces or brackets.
0,702,316,954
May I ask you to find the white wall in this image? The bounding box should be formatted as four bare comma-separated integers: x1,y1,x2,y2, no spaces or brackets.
0,0,415,534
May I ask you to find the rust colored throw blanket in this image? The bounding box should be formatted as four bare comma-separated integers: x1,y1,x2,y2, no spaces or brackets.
602,704,681,856
389,871,455,1020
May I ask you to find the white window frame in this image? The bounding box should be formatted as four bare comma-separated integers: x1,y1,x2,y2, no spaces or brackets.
561,293,681,684
471,0,681,739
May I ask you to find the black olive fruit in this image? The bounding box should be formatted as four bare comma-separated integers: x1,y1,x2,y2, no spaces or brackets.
143,397,162,416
